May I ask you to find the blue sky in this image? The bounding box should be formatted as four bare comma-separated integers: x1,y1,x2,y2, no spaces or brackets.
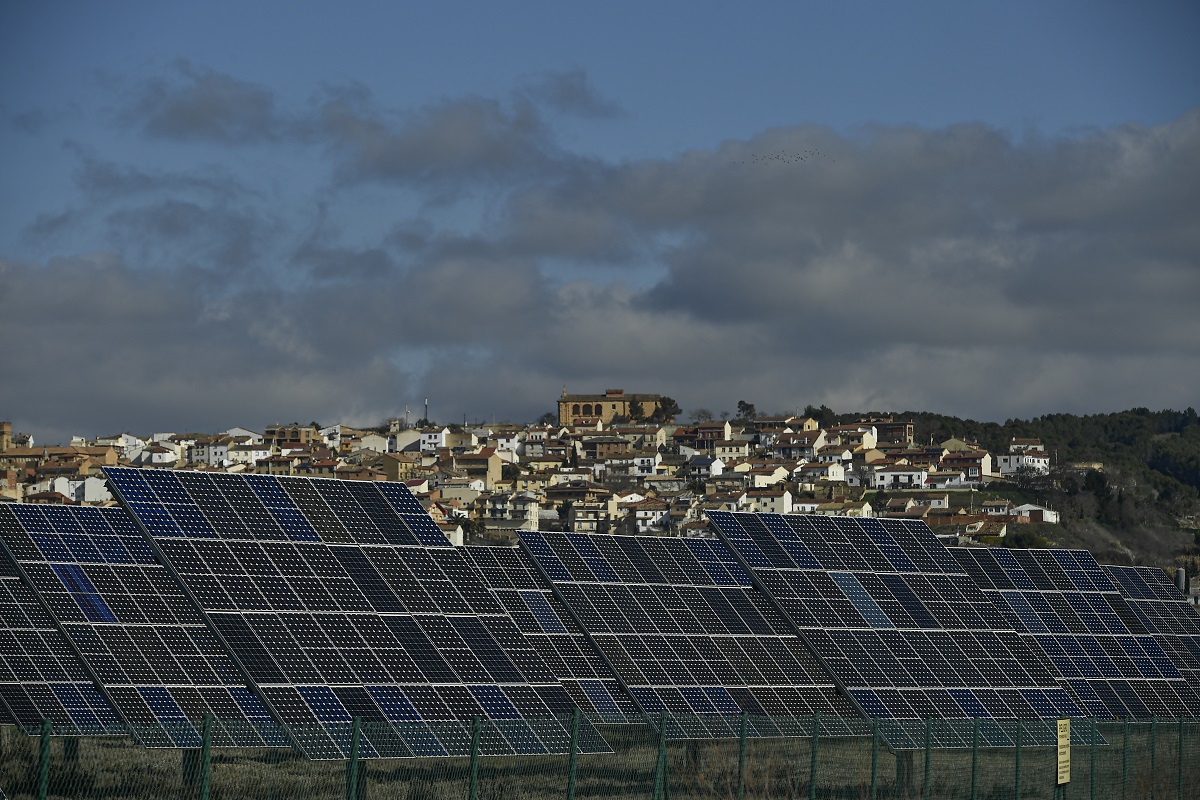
2,1,1198,442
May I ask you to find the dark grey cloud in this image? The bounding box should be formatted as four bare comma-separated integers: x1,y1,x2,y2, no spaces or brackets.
103,198,282,279
123,60,283,143
518,69,622,118
294,243,394,282
313,84,572,197
0,254,412,444
72,149,245,202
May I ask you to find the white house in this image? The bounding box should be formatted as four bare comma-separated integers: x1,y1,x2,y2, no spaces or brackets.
995,451,1051,477
796,461,845,484
421,427,451,453
224,427,264,444
1013,504,1060,524
872,465,929,489
30,476,112,504
189,436,233,467
228,442,272,467
94,433,146,462
747,488,793,514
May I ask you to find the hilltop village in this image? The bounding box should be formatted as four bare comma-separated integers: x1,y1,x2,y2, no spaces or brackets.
0,389,1069,548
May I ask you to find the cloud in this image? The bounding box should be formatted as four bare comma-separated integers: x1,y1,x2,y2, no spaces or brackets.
72,149,246,202
518,69,622,118
0,255,411,443
103,198,280,278
5,64,1199,439
313,84,572,197
123,60,284,143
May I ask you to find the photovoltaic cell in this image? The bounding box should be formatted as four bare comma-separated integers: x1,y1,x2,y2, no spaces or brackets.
462,545,643,725
1103,564,1200,691
709,513,1083,747
105,467,609,760
0,503,283,748
517,530,854,739
0,525,123,737
952,548,1198,721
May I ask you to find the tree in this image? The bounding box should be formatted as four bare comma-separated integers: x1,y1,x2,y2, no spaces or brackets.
653,396,682,422
628,399,645,422
536,411,558,425
736,400,758,422
557,500,574,532
691,408,714,422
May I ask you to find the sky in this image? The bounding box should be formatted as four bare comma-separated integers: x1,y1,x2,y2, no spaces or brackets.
2,1,1199,444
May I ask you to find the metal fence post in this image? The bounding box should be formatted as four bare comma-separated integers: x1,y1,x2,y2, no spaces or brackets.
469,716,481,800
1090,717,1096,800
923,719,932,800
1122,718,1129,800
654,711,669,800
347,716,361,800
971,718,979,800
738,712,748,800
38,718,51,800
200,713,213,800
1178,717,1184,800
567,709,580,800
809,712,820,800
1151,717,1157,800
870,718,879,800
1015,722,1023,800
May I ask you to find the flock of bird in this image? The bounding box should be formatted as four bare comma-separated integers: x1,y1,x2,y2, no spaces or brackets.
731,148,833,166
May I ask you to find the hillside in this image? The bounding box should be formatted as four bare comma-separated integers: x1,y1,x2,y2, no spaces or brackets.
827,406,1200,575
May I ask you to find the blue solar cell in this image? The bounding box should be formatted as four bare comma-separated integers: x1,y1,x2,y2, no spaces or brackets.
829,572,895,628
849,689,890,718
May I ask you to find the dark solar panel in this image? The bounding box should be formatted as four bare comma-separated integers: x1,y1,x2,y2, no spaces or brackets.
0,503,283,749
517,530,855,739
0,523,123,737
105,467,608,760
1103,564,1200,692
462,544,643,724
951,548,1198,721
709,513,1082,746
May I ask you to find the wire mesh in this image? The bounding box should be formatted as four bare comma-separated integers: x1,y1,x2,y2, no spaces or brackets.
2,717,1199,800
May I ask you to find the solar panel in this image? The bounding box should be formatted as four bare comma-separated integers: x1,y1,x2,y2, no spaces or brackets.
1103,565,1200,691
0,504,284,748
517,530,855,739
952,548,1198,721
105,467,609,759
709,513,1082,747
462,544,644,725
0,528,123,737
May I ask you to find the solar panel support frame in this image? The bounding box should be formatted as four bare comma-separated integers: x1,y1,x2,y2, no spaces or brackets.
515,536,661,731
0,532,145,742
704,521,879,735
110,495,309,758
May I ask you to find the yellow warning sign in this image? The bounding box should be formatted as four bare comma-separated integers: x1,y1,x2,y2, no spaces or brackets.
1057,719,1071,785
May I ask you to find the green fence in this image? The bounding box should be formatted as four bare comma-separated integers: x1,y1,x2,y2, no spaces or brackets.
3,715,1198,800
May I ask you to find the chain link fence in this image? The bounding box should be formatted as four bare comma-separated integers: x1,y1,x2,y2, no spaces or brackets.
2,715,1198,800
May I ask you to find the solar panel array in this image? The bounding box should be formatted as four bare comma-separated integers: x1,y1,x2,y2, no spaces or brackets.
517,530,856,739
952,548,1198,721
5,469,1200,758
0,504,282,748
103,467,605,759
1104,565,1200,689
707,512,1085,746
461,545,643,725
0,534,122,736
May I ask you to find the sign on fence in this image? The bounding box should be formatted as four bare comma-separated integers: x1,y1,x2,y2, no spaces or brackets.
1056,719,1071,785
